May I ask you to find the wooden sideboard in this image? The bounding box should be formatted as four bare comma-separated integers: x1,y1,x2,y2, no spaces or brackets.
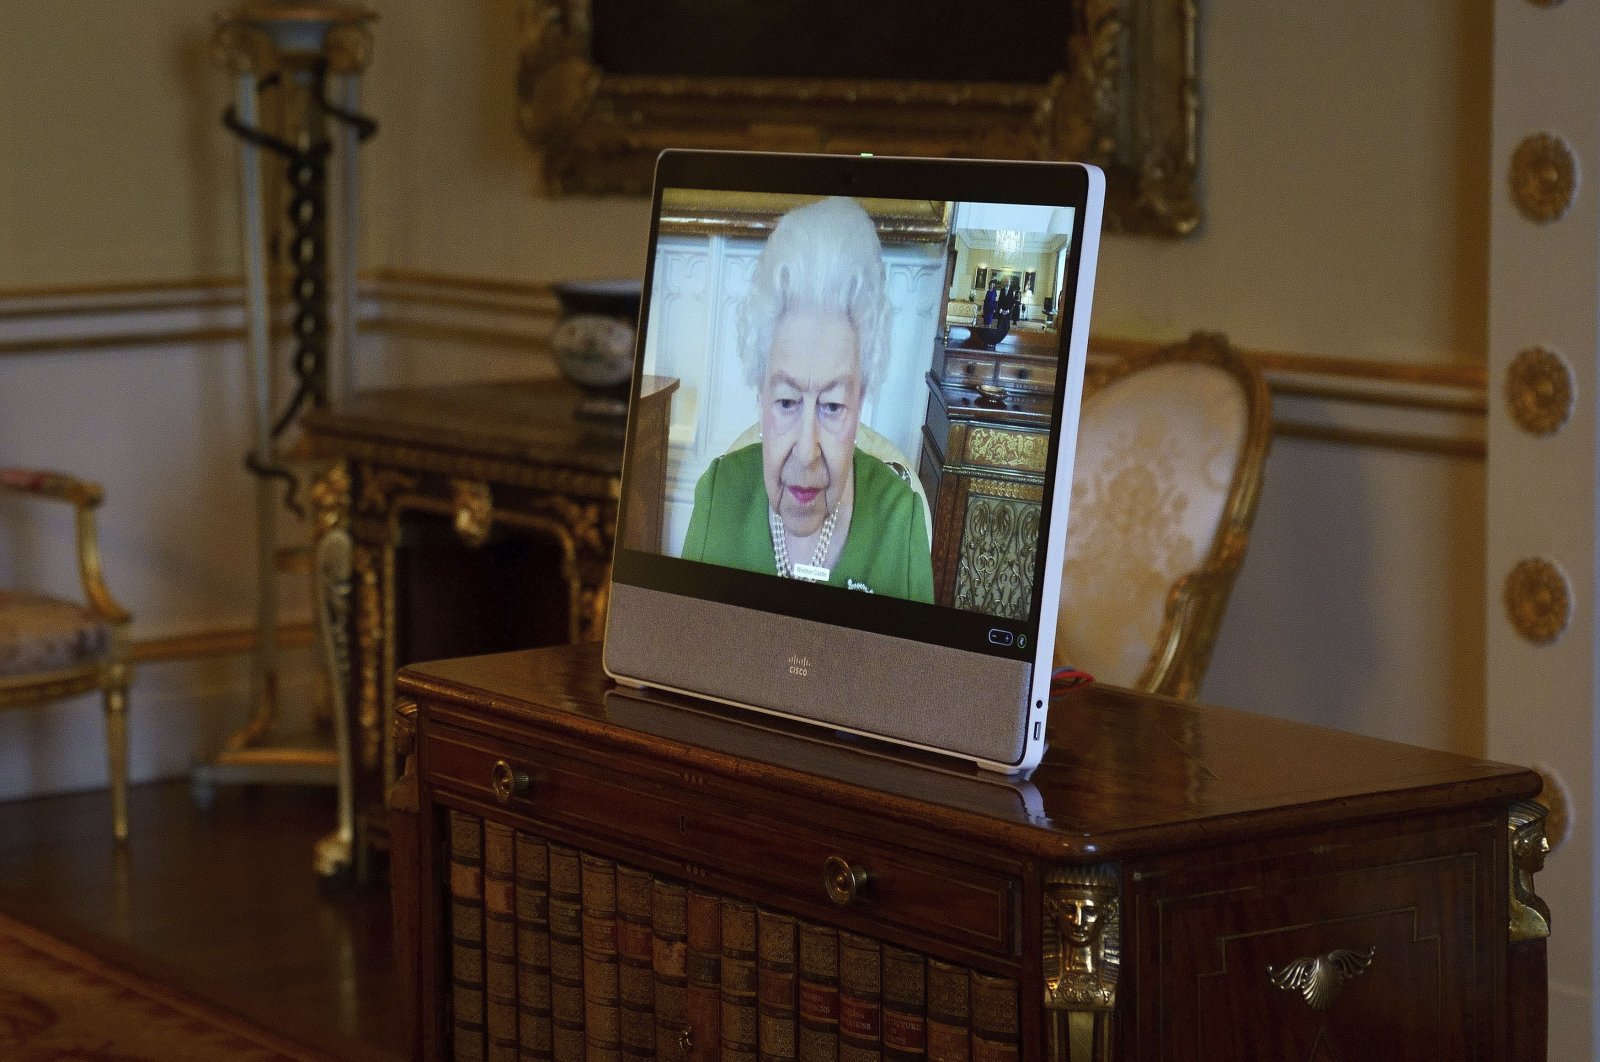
301,376,676,879
389,643,1550,1061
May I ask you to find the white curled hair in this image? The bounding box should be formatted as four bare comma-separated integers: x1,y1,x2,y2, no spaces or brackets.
737,196,892,398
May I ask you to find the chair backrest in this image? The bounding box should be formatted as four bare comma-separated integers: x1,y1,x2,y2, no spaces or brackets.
723,422,934,547
1055,332,1271,698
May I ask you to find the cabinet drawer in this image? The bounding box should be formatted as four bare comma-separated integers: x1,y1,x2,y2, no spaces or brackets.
942,356,993,389
426,727,1018,958
1131,826,1496,1061
994,359,1054,395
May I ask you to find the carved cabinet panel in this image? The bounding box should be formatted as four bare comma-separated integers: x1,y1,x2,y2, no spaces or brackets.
1126,814,1503,1060
920,371,1053,617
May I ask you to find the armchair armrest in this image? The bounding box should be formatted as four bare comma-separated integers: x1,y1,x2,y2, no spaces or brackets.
0,467,103,507
0,467,131,627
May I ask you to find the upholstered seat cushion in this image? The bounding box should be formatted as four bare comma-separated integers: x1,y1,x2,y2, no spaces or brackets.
1057,361,1248,685
0,589,113,677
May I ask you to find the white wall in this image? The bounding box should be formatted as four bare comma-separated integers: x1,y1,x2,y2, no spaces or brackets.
0,0,1494,789
1486,0,1600,1054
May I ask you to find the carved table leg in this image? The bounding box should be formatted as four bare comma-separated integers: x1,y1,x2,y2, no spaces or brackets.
1043,864,1119,1062
311,463,355,880
389,696,421,1060
1508,799,1551,1062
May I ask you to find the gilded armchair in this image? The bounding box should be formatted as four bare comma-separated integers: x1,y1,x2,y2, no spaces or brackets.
1056,332,1271,699
0,468,133,841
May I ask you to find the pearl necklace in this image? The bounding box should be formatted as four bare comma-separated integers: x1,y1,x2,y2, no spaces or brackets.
770,504,838,583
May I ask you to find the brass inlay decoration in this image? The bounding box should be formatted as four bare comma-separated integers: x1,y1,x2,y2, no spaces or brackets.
514,0,1199,236
358,464,420,514
451,479,494,547
953,496,1039,621
1267,947,1374,1011
1506,345,1574,436
973,479,1046,504
1510,133,1579,223
353,543,383,771
1503,557,1571,645
1043,865,1119,1062
343,440,618,502
1531,762,1571,852
311,463,355,878
387,697,419,815
967,427,1049,472
550,495,608,557
1509,799,1553,942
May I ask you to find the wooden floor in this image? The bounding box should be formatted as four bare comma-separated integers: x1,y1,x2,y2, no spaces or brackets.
0,779,406,1062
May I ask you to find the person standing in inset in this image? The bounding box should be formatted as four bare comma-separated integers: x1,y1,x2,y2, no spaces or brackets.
997,281,1016,323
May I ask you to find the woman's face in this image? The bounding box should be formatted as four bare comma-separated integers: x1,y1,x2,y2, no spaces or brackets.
759,308,864,537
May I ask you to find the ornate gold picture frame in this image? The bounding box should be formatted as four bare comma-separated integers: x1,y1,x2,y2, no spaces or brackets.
516,0,1199,236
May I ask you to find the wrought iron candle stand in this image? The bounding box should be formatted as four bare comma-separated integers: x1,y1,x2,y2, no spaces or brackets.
193,0,377,881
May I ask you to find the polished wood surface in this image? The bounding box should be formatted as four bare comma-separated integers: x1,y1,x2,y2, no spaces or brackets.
394,643,1546,1061
0,781,403,1062
399,643,1537,861
302,377,631,475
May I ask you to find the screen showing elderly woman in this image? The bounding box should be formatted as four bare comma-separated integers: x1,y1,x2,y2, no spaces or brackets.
680,197,933,601
627,188,1077,622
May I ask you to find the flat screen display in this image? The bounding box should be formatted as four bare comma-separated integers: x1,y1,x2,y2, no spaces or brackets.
612,153,1096,666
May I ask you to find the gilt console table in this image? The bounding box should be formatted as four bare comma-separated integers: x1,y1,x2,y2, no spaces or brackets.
389,643,1550,1061
301,376,676,880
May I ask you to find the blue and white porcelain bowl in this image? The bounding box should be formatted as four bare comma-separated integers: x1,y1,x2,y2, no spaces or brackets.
550,279,642,421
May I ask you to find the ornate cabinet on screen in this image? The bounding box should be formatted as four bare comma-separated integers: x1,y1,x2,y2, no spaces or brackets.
303,376,675,877
388,643,1552,1062
921,333,1060,619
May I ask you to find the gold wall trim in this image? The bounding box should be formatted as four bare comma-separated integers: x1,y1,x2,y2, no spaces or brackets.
130,621,315,663
1506,345,1574,436
0,326,248,357
1090,335,1488,390
362,316,553,353
1,275,1491,456
1510,132,1579,224
1272,421,1486,459
1503,557,1571,645
365,268,561,317
366,268,551,300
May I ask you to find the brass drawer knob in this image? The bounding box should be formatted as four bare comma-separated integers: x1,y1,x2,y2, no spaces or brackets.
490,760,531,804
822,855,870,906
676,1025,693,1056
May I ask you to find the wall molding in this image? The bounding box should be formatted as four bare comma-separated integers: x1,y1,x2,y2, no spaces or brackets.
130,621,315,664
0,273,1486,456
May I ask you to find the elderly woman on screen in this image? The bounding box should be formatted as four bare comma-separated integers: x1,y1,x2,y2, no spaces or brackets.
680,196,935,603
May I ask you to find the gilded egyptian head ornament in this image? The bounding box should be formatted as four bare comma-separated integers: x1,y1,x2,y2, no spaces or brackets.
1043,865,1119,980
1510,800,1551,877
1508,799,1552,941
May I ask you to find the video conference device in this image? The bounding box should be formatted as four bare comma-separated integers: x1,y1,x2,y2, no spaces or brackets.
604,149,1104,774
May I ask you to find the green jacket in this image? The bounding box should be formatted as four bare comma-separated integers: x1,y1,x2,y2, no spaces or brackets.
682,444,935,604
